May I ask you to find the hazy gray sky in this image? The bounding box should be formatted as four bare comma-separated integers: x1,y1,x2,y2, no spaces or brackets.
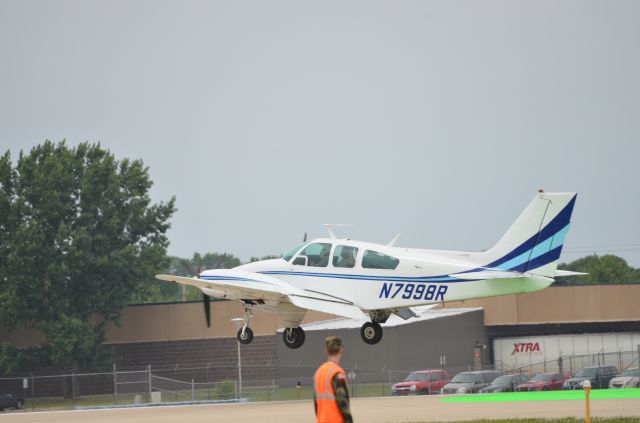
1,1,639,265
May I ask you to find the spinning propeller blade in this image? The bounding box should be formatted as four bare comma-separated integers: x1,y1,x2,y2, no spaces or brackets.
203,293,211,327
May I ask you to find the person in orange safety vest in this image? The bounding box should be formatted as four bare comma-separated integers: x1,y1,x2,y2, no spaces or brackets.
313,336,353,423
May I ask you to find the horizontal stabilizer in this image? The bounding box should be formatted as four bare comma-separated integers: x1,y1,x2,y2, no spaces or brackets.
554,270,589,277
450,270,527,280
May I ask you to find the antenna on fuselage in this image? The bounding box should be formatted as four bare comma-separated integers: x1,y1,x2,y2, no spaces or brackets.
387,233,401,247
323,224,353,239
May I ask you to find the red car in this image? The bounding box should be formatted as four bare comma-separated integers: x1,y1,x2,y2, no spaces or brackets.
516,373,565,391
391,370,450,395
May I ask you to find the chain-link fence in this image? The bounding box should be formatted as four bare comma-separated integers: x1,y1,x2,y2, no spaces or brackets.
0,365,502,411
495,349,640,376
1,349,638,412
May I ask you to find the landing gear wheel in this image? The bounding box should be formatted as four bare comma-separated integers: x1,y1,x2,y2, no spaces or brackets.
361,321,383,344
237,326,254,344
283,327,305,349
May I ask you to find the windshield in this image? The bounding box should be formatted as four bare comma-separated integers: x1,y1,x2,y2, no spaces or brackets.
491,375,514,386
283,242,308,261
451,373,477,383
405,373,428,382
575,368,597,378
530,374,555,382
621,368,640,377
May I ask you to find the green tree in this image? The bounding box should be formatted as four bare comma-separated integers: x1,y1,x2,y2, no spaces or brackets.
0,141,175,371
557,254,640,285
249,254,281,263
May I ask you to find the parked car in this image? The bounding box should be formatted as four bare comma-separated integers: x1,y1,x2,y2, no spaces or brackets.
443,370,502,394
563,366,619,389
516,373,565,391
391,369,450,395
0,393,23,411
609,367,640,389
479,374,529,393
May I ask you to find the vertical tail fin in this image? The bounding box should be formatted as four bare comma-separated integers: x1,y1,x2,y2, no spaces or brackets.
482,192,577,278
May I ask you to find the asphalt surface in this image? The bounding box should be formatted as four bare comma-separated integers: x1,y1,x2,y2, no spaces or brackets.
2,395,639,422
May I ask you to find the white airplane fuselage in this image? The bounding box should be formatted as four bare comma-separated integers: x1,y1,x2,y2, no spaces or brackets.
232,241,553,312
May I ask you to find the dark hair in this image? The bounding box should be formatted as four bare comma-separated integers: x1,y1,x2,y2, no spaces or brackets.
325,336,342,355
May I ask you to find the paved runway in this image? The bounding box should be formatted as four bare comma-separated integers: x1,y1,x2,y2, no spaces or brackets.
2,395,639,422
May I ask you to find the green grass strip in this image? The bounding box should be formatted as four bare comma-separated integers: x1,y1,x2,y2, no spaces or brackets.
440,388,640,403
408,418,640,423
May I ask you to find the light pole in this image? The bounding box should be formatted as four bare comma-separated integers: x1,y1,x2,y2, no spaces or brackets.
231,318,243,397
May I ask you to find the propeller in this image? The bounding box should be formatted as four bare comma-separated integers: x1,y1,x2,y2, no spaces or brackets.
203,293,211,327
196,265,211,327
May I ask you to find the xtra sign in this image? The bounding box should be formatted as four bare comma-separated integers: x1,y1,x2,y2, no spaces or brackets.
511,341,542,355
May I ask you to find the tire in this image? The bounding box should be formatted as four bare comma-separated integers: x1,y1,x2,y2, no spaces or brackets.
237,327,254,344
360,322,383,344
283,327,305,349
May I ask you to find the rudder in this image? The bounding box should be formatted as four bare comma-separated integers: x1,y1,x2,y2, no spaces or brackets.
482,192,577,278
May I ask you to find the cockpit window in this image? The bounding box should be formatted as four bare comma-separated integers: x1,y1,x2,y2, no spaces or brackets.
362,250,399,269
333,245,358,268
283,242,308,262
295,242,332,267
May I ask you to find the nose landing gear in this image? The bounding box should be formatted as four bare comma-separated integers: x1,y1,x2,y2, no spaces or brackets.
237,326,254,344
236,308,254,345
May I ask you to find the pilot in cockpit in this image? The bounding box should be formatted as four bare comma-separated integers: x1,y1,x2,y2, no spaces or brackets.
336,247,355,268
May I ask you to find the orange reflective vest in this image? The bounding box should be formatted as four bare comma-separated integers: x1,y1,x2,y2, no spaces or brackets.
314,361,346,423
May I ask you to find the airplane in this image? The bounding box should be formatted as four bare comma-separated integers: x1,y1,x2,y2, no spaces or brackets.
156,190,583,349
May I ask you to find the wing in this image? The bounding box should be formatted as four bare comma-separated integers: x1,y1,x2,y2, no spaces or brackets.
155,269,368,320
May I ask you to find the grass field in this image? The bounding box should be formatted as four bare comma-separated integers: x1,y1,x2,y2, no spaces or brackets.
15,386,640,412
441,389,640,403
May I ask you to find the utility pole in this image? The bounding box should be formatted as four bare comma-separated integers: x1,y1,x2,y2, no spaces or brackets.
231,318,243,397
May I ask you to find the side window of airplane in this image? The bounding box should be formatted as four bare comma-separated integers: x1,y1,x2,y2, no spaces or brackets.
332,245,358,268
362,250,399,270
293,242,332,267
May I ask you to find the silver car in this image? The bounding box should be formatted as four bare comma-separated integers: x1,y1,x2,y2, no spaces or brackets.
609,367,640,388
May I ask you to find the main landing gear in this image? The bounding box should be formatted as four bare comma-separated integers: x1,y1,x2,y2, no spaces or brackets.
360,321,383,344
282,327,306,349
